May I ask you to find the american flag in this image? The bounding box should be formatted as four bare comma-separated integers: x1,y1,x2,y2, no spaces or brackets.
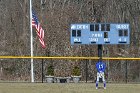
32,11,46,48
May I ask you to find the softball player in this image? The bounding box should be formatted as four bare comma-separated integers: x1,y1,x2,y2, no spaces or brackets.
96,61,106,89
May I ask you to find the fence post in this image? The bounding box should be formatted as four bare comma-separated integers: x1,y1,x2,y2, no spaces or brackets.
85,59,88,83
125,60,127,83
42,59,44,83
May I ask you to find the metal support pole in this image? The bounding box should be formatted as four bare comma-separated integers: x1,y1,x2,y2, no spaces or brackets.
42,59,44,83
85,59,88,83
98,44,102,60
125,60,127,83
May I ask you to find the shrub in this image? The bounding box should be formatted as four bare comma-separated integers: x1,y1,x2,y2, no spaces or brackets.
47,65,54,76
72,66,81,76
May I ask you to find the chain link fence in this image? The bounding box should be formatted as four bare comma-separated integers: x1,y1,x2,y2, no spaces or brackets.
0,58,140,83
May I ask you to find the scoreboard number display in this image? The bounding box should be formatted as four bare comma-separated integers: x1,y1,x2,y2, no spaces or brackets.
70,23,130,44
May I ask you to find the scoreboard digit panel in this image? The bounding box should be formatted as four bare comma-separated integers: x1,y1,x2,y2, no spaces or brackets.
70,23,130,45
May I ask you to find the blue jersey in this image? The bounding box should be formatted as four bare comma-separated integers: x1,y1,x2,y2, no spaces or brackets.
96,61,106,72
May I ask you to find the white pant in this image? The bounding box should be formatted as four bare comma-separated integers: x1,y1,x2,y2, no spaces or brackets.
96,72,105,82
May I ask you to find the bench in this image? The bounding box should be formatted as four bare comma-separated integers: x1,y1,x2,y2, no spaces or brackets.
55,77,71,83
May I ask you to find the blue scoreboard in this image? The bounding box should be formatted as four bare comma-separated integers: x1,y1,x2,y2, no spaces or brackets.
70,23,130,44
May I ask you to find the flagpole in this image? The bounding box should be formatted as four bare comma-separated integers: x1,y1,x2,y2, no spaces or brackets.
30,0,34,82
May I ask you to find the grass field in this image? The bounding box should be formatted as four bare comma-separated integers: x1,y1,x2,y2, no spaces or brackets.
0,83,140,93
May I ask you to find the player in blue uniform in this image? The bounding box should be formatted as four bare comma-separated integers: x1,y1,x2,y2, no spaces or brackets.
96,60,106,89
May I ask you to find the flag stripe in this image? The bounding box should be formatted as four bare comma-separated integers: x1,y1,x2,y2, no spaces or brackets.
32,11,46,48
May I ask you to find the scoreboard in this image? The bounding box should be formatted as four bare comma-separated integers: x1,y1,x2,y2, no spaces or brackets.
70,23,130,44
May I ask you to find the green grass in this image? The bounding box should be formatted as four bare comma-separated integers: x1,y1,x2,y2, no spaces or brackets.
0,83,140,93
